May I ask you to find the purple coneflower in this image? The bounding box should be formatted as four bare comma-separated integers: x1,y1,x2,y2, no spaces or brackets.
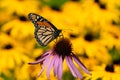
28,38,91,80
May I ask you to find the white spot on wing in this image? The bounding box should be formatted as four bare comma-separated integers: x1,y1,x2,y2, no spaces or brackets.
37,16,39,19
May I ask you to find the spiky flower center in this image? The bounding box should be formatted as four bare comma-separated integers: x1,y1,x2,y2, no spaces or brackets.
53,38,72,58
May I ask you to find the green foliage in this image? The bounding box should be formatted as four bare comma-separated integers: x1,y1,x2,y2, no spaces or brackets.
1,73,11,80
109,46,120,64
41,0,68,10
0,69,16,80
62,71,75,80
96,77,102,80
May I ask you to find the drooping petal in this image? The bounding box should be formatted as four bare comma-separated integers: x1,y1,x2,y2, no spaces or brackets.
46,55,56,79
43,53,52,67
72,53,91,75
38,68,44,77
53,55,59,76
28,52,50,65
57,56,63,80
40,51,49,58
38,53,52,76
67,56,83,79
65,56,77,78
28,57,46,65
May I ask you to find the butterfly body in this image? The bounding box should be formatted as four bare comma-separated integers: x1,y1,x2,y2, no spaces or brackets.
28,13,62,46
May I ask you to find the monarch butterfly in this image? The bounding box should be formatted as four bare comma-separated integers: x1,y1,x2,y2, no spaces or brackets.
28,13,62,46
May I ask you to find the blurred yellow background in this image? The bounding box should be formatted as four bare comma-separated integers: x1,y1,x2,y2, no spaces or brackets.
0,0,120,80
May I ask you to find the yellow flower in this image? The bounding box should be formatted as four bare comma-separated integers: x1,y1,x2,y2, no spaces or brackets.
62,2,87,32
71,36,112,64
90,64,120,80
15,63,39,80
100,24,120,49
0,11,12,24
100,0,120,11
0,0,40,15
1,18,36,52
0,33,30,70
0,0,40,25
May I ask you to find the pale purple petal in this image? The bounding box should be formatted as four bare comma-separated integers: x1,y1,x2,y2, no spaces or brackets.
65,56,77,78
46,50,53,53
40,52,49,58
53,55,59,76
38,53,52,76
38,68,44,77
28,57,46,65
57,56,63,80
42,53,52,68
72,53,91,75
67,56,83,79
28,52,50,65
46,55,56,79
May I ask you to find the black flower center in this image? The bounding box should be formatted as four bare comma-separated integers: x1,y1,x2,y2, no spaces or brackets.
84,31,100,42
84,33,94,41
99,3,106,9
105,64,114,72
3,44,13,50
94,0,100,3
19,15,27,21
6,29,11,35
69,33,79,38
51,6,61,11
53,38,72,58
